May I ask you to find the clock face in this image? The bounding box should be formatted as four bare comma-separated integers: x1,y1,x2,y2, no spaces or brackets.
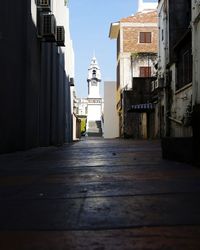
91,80,97,86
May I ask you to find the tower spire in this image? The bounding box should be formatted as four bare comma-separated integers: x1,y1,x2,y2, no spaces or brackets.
87,55,101,98
93,49,96,58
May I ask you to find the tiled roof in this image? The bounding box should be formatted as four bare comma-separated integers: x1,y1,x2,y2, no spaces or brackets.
121,10,157,23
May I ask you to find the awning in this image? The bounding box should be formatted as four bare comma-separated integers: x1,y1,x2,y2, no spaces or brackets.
128,103,155,113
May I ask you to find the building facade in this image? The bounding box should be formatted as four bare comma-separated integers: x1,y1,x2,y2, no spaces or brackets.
0,0,74,153
158,0,200,165
192,0,200,165
109,2,158,138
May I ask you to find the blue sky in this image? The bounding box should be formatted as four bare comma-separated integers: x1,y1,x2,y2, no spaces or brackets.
69,0,157,98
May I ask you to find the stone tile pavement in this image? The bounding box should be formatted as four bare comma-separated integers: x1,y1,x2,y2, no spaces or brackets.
0,139,200,249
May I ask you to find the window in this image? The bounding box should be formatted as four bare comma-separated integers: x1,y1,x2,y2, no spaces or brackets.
91,80,97,86
161,29,164,41
92,70,96,78
176,38,192,90
140,67,151,77
139,32,151,43
183,50,192,84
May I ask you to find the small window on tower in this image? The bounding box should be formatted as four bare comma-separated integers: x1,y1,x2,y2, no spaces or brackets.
91,80,97,86
92,70,96,78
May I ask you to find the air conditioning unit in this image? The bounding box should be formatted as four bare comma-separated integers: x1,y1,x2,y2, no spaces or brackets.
56,26,65,46
39,13,56,42
36,0,52,11
70,78,74,86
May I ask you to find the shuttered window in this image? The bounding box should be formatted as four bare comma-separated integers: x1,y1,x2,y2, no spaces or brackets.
139,32,152,43
176,39,192,90
140,67,151,77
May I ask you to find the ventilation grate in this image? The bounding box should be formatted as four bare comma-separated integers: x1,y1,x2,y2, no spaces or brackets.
56,26,65,46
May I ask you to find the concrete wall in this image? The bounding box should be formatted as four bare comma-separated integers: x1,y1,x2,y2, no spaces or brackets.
192,0,200,165
192,0,200,105
158,0,193,139
168,0,191,62
157,0,169,78
0,0,73,153
0,0,39,152
104,81,119,138
158,0,199,164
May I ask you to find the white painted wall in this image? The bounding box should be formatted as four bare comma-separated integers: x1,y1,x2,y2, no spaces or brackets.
119,53,132,90
31,0,74,85
88,82,100,98
132,55,157,77
31,0,37,25
104,81,119,138
87,103,102,121
138,0,157,12
157,0,169,79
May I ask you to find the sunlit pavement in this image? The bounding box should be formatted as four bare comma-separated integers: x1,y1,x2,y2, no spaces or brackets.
0,138,200,250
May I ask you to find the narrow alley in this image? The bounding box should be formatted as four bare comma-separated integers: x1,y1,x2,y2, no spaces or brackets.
0,138,200,249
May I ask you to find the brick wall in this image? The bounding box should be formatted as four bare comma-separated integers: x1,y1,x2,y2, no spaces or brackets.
120,10,158,53
123,27,158,53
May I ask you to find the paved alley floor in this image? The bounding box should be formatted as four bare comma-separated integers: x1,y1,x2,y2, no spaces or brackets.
0,138,200,249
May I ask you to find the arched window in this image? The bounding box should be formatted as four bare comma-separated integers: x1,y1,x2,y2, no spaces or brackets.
92,70,96,78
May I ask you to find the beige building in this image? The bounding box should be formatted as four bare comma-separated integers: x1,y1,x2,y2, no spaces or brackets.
109,2,158,138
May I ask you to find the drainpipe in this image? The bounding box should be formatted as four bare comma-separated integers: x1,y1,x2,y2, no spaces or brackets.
131,54,133,88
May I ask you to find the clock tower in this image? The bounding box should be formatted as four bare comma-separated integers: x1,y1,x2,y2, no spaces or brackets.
86,56,103,136
87,56,101,98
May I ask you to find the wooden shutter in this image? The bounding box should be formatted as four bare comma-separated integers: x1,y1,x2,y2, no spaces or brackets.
140,67,151,77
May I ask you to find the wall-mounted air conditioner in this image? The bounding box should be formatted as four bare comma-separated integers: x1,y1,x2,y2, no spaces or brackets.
70,78,75,86
38,13,56,42
36,0,52,11
56,26,65,46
